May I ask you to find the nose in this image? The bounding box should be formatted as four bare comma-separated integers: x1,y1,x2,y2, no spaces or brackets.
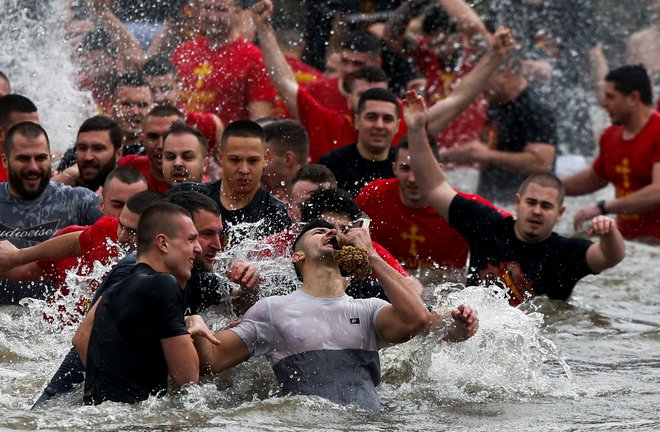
173,155,184,166
26,157,40,171
193,240,202,256
81,148,94,161
238,161,250,174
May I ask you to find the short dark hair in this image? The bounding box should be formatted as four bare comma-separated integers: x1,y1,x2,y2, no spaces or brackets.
112,72,149,96
0,94,37,129
300,187,362,222
77,115,122,150
146,104,185,121
263,119,309,163
125,189,164,214
356,87,400,117
519,173,565,206
289,164,337,197
166,190,220,217
341,30,381,60
164,120,208,153
395,134,440,162
605,64,653,106
220,119,264,150
104,166,147,189
422,5,457,35
4,121,49,154
77,28,118,58
137,202,191,255
142,56,178,78
349,66,389,92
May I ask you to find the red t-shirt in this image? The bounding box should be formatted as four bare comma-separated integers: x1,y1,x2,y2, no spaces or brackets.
172,37,276,125
411,39,487,149
38,217,119,326
593,111,660,240
273,55,323,119
305,76,352,119
119,155,169,193
297,88,407,163
356,178,510,270
0,164,7,183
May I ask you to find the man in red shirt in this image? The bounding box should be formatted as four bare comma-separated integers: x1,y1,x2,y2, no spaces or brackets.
563,65,660,242
171,0,276,125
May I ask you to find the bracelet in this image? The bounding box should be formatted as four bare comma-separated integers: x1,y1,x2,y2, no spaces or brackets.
596,199,608,215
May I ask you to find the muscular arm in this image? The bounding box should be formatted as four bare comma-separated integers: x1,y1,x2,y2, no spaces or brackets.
193,328,251,374
483,142,555,174
562,167,609,196
589,44,608,96
252,1,299,117
0,232,82,274
426,28,514,136
72,297,101,367
161,334,200,386
92,1,147,70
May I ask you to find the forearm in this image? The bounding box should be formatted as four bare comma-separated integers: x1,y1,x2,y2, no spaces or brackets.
604,185,660,215
408,125,445,191
383,1,421,54
438,0,487,38
597,229,625,268
562,168,608,196
485,147,554,175
96,10,146,70
589,45,608,94
15,232,82,266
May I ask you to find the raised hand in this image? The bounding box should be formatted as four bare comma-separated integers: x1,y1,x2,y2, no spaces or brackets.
403,90,428,131
491,27,515,56
251,0,273,27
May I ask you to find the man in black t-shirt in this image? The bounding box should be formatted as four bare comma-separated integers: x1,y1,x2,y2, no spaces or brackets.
72,202,218,405
439,60,557,204
404,90,625,305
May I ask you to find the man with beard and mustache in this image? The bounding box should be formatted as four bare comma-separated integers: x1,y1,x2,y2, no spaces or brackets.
403,89,625,307
53,116,123,192
0,122,102,304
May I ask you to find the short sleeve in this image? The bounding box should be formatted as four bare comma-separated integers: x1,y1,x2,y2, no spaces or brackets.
152,274,188,339
230,298,280,357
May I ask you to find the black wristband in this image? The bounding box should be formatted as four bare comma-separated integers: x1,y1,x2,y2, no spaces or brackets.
596,200,608,215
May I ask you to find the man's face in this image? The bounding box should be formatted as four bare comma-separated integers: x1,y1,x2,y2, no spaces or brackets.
354,99,399,154
116,207,140,251
483,70,506,104
347,79,388,113
163,215,201,287
0,111,39,145
320,211,351,232
100,178,148,218
218,136,265,196
112,85,152,135
514,182,564,243
143,114,181,173
199,0,237,39
192,209,223,271
287,180,332,222
340,49,378,85
393,147,424,207
296,224,338,263
261,143,286,193
601,81,634,126
147,73,179,106
162,132,207,187
2,133,51,199
76,130,119,184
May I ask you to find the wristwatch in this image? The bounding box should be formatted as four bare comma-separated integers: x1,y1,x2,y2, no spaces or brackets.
596,200,608,215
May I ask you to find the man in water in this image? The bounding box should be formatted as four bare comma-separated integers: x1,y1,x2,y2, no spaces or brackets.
187,219,478,411
403,90,625,306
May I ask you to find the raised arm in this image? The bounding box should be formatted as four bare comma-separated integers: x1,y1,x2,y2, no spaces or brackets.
252,0,300,117
562,167,609,196
437,0,488,42
383,0,430,55
341,227,429,343
426,27,514,136
403,90,457,220
585,216,625,273
91,0,147,71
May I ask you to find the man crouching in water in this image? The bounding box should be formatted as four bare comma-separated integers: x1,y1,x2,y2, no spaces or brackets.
188,219,478,411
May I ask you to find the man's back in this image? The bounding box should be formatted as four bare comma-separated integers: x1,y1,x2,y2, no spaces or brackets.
84,263,188,405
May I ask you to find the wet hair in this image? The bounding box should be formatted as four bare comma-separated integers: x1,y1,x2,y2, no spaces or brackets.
0,94,37,129
77,115,122,150
422,5,457,35
77,28,118,58
263,119,309,163
137,202,191,255
518,173,565,206
220,119,264,150
146,104,185,121
288,164,337,197
164,120,208,153
255,116,278,126
349,66,389,92
395,134,440,162
125,189,164,214
341,31,381,60
112,72,149,95
4,121,49,155
103,166,147,190
300,187,362,223
142,56,178,78
356,87,400,117
605,64,653,106
166,190,220,217
292,219,336,281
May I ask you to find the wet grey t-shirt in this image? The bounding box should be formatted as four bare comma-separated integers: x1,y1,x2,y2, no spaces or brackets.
231,290,389,411
0,181,102,303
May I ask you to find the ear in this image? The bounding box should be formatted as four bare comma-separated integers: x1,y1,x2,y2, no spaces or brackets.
216,147,224,167
284,150,296,167
264,147,271,164
98,188,105,210
155,233,168,253
558,205,566,218
515,193,521,206
1,151,7,169
115,146,123,162
291,250,305,265
202,155,208,173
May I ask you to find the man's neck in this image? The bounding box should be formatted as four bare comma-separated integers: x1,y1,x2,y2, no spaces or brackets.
220,180,259,211
356,142,390,162
150,163,164,181
299,265,347,298
137,255,185,288
206,30,239,49
622,106,654,139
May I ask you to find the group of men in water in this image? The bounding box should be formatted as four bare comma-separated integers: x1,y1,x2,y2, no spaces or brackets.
0,0,658,412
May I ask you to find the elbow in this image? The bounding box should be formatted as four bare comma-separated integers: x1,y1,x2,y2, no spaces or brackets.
410,309,432,336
